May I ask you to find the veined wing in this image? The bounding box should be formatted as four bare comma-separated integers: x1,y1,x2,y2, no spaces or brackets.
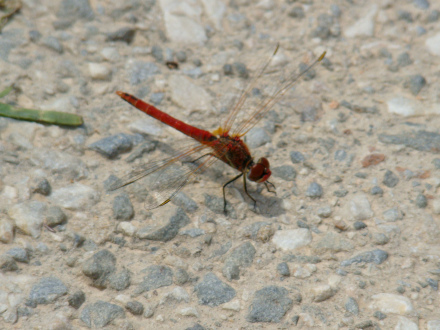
224,45,325,137
108,140,230,209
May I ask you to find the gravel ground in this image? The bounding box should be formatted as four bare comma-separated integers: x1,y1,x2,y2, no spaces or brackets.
1,0,440,329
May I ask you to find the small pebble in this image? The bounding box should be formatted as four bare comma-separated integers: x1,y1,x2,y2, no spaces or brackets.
353,221,367,230
383,170,399,188
306,182,323,198
277,262,290,276
370,186,384,196
290,151,305,163
407,74,426,95
288,6,305,18
373,311,387,320
397,52,413,67
106,27,136,43
126,301,144,315
415,194,428,208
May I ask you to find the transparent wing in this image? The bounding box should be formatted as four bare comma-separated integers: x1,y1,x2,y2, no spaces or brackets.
223,45,326,137
108,140,230,209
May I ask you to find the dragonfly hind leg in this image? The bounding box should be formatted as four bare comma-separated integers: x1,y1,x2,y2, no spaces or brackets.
243,174,257,210
222,173,243,214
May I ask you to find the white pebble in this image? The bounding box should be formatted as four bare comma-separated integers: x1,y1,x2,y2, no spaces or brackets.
272,228,312,251
425,33,440,56
117,222,136,237
88,63,112,81
179,307,199,317
369,293,414,315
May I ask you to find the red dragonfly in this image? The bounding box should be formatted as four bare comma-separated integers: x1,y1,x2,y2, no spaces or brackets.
109,45,326,213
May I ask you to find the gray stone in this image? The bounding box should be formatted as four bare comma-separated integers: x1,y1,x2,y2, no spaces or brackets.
433,158,440,169
383,207,403,222
334,149,347,161
175,268,189,285
345,297,359,315
373,311,387,320
313,232,354,253
247,286,293,323
33,178,51,196
46,206,67,227
204,194,236,218
370,186,383,196
223,64,233,75
288,6,305,18
277,262,290,276
317,206,332,218
353,221,367,230
180,228,205,237
272,165,297,181
0,254,18,272
80,301,125,328
413,0,430,10
306,182,323,198
341,249,388,267
407,74,426,95
373,233,389,245
282,255,321,264
57,0,94,20
222,242,256,281
150,92,164,105
416,194,428,208
106,27,136,44
397,52,413,67
186,324,205,330
8,201,47,238
6,247,30,263
233,62,249,78
171,192,198,212
135,265,173,295
108,269,131,291
379,130,440,154
195,273,236,307
151,46,163,62
28,277,68,305
41,36,64,54
127,61,160,85
290,151,305,163
82,250,116,288
383,170,399,188
68,290,86,309
246,128,271,149
113,193,134,220
137,208,190,241
88,133,134,159
126,301,144,315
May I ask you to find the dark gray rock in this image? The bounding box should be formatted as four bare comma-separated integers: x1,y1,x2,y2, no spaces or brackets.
33,178,51,196
128,61,160,85
82,250,116,288
306,182,323,198
68,290,86,309
0,254,18,272
416,193,428,208
426,278,438,291
290,151,305,163
341,249,388,267
151,46,164,62
186,324,206,330
383,170,399,188
41,36,64,54
428,9,440,22
137,208,190,241
46,206,67,227
288,6,305,18
135,265,173,295
334,149,347,161
233,62,249,78
175,268,189,285
272,165,297,181
374,310,387,320
108,269,131,291
57,0,94,20
106,27,136,43
353,221,367,230
379,130,440,154
204,194,236,218
195,273,236,307
6,247,30,263
80,301,125,328
277,262,290,276
247,286,293,323
282,255,321,264
113,193,134,220
397,52,413,67
28,277,68,305
180,228,205,237
407,74,426,95
345,297,359,315
222,242,256,281
171,192,198,212
223,64,233,75
88,133,134,159
370,186,383,196
413,0,430,10
126,301,144,315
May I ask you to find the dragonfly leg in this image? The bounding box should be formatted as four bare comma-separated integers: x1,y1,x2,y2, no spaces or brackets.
265,181,277,195
222,173,243,214
243,174,257,210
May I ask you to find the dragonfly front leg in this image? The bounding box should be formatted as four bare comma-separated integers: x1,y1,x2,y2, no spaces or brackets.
264,181,277,195
222,173,243,214
243,174,257,210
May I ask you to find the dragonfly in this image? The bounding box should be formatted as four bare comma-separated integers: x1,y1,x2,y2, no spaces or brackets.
109,45,326,213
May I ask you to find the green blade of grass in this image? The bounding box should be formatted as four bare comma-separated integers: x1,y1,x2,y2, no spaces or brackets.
0,102,84,127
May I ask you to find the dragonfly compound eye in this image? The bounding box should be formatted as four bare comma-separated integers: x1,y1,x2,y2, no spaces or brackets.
248,157,271,183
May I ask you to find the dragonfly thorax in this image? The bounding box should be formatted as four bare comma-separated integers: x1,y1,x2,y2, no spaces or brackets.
247,157,271,183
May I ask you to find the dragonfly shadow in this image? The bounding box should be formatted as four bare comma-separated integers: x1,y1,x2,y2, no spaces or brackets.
253,194,286,218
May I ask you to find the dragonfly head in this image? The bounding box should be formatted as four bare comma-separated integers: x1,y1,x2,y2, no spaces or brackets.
247,157,271,183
